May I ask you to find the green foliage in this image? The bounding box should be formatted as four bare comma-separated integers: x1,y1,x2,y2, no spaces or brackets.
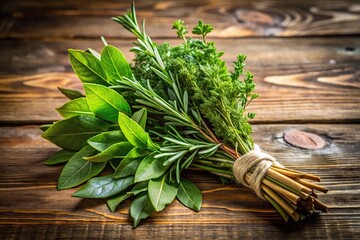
72,174,134,198
172,20,188,42
57,146,106,190
134,153,169,182
84,83,131,122
231,54,258,118
87,131,126,152
119,6,257,154
148,175,178,211
130,193,154,227
173,39,254,152
107,192,132,212
128,181,148,195
177,178,202,211
131,42,171,98
115,158,142,178
43,3,260,228
132,32,256,153
101,45,133,84
42,116,109,151
56,97,93,118
114,147,149,178
58,87,84,100
192,20,213,42
131,108,147,130
68,49,109,85
39,124,52,132
44,150,76,165
84,142,133,162
118,112,156,150
86,48,101,60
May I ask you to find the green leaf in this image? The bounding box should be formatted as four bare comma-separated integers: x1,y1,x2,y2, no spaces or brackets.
114,148,149,178
87,48,101,60
40,124,52,132
126,147,149,159
42,116,109,151
148,175,178,211
116,158,142,178
176,158,181,183
58,87,84,100
183,90,188,113
44,150,76,165
101,45,132,84
177,178,202,211
57,146,106,190
56,97,94,118
150,67,172,85
198,143,221,158
72,174,134,198
84,142,133,162
134,153,169,182
163,150,186,166
69,49,108,85
87,130,126,152
181,150,198,169
131,108,147,130
128,181,148,195
85,83,131,122
130,193,154,227
118,112,153,149
107,192,132,212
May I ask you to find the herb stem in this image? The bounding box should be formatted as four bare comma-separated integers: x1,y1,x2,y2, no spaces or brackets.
193,159,233,169
201,118,220,143
267,168,312,194
191,163,232,176
206,157,234,164
264,193,289,222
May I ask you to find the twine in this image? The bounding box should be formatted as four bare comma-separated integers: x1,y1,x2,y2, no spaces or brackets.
232,144,282,199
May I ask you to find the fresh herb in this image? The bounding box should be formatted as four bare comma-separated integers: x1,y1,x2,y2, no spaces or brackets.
42,3,328,227
172,20,188,43
192,20,214,43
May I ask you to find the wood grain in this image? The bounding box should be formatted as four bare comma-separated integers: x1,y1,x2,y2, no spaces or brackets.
1,0,360,39
0,124,359,239
0,222,359,239
1,0,359,238
0,37,359,123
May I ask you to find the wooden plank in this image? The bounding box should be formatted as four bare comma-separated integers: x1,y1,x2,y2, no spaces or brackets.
1,0,360,39
0,124,359,238
0,37,359,123
0,222,359,239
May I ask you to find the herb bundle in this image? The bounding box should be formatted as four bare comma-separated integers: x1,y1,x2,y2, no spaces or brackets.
42,4,328,227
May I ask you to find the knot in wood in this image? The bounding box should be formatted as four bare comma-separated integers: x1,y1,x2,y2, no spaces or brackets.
284,129,326,149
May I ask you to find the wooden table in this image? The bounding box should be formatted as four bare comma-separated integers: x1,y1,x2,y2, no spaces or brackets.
1,0,359,239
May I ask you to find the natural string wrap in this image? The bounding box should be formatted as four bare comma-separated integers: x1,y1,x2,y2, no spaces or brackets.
233,144,283,199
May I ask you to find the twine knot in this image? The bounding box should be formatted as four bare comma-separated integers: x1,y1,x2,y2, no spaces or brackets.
233,144,282,199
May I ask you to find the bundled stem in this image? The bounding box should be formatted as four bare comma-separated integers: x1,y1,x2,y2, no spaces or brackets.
189,117,328,220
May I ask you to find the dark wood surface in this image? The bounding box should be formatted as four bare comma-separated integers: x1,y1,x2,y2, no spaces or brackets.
0,0,359,239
